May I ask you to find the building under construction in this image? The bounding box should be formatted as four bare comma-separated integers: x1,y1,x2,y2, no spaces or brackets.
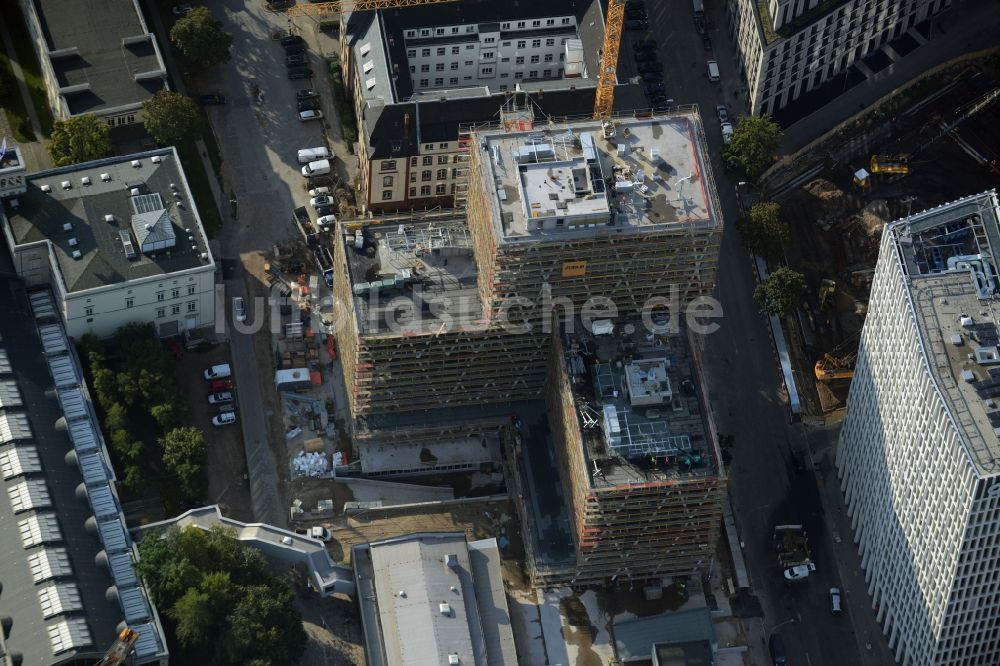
531,317,725,585
332,107,724,421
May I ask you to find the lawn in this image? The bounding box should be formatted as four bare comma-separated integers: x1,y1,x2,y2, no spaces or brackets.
0,1,54,136
329,60,358,147
178,140,223,237
0,51,35,142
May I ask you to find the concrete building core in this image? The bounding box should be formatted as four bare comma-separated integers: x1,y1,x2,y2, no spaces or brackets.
838,190,1000,665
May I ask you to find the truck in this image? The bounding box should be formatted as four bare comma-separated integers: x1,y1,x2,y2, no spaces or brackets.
297,146,332,164
295,525,332,542
275,367,313,391
774,524,814,580
301,159,331,177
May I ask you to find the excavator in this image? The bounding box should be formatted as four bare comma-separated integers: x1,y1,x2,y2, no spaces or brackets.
94,627,139,666
814,332,860,382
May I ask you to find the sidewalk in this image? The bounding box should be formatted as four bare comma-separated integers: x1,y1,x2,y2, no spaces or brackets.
780,0,1000,154
0,14,50,169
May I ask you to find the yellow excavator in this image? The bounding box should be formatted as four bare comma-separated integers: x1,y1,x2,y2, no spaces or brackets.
815,333,860,382
94,627,138,666
869,154,910,175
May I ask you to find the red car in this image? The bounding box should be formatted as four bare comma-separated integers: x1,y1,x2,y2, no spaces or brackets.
163,338,184,360
211,378,234,393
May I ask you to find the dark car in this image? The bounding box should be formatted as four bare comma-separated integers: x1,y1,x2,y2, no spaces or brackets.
298,98,321,112
286,53,307,67
702,36,713,51
637,61,663,73
281,35,304,47
642,82,666,96
198,93,226,106
314,205,335,217
624,19,648,30
634,50,657,62
626,8,647,20
288,67,313,80
284,43,306,55
296,89,320,101
632,39,657,52
641,71,664,82
695,17,706,35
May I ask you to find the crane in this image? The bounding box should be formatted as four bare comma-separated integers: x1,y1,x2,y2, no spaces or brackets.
287,0,626,120
814,331,860,382
93,627,139,666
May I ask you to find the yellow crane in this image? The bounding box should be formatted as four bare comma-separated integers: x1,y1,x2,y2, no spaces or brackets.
287,0,625,120
94,627,139,666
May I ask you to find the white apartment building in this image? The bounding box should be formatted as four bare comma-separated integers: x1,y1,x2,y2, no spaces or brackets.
727,0,951,116
0,148,216,340
838,190,1000,665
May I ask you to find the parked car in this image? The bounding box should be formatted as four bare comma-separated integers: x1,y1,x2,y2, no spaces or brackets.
626,8,647,20
310,195,333,208
768,634,787,666
314,205,335,217
694,16,706,35
702,36,713,51
297,146,332,164
198,93,226,106
634,50,657,62
172,3,193,16
782,562,816,581
296,89,320,101
707,59,720,82
830,587,842,614
208,391,234,404
298,99,321,112
642,71,664,82
721,121,734,144
316,214,337,230
286,53,307,67
284,43,306,55
308,186,331,197
288,67,313,80
281,34,304,47
624,19,648,30
211,378,234,393
632,39,657,52
233,296,246,322
299,109,323,122
637,61,663,73
204,364,232,380
716,104,728,124
212,411,237,427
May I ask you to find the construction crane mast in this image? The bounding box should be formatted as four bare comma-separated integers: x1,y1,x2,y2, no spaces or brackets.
288,0,459,16
593,0,625,120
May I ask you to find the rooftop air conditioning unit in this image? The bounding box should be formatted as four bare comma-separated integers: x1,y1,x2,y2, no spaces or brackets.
62,222,72,232
41,184,51,193
81,176,91,186
151,155,162,164
130,188,140,196
439,603,451,616
448,656,460,665
71,250,82,259
131,160,141,168
105,214,115,223
68,238,78,247
61,181,71,190
101,173,111,182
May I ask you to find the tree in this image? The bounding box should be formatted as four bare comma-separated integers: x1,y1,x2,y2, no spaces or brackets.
222,584,307,666
48,114,111,166
737,202,789,262
754,266,806,317
723,115,783,183
143,91,202,147
170,7,233,67
161,427,208,502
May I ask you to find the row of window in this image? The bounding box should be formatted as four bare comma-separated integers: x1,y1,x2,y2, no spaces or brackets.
156,302,198,318
403,17,571,40
409,168,458,182
415,69,558,87
105,114,136,127
156,285,197,301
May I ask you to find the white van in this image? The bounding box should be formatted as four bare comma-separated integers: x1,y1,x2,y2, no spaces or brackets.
203,364,232,380
301,159,331,177
298,146,332,164
707,60,720,82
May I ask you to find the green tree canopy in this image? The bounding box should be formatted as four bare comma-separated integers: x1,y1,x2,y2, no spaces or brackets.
48,115,111,166
142,91,202,147
137,526,306,665
170,7,233,67
160,426,208,503
723,115,783,183
754,266,806,317
737,201,789,262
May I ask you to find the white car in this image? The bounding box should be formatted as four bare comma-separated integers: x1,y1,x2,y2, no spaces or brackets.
208,391,233,404
310,195,333,208
830,587,842,614
721,122,734,144
316,214,337,229
783,562,816,581
172,3,194,15
308,186,331,197
233,296,246,322
212,411,237,426
716,104,728,124
299,109,323,122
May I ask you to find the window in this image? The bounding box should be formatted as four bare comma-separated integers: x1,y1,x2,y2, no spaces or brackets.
543,69,552,77
409,187,417,197
423,156,433,165
420,185,431,196
187,301,196,312
419,79,428,86
482,67,493,74
409,172,417,183
515,72,523,79
517,40,526,48
532,39,541,48
437,169,447,179
436,184,446,195
544,54,553,62
187,285,195,295
466,44,474,50
561,17,571,24
516,56,524,64
383,175,394,186
484,37,495,43
451,27,459,33
410,156,418,166
171,304,180,315
420,64,429,73
452,46,460,54
407,49,416,57
382,190,393,200
422,170,432,181
126,298,134,308
156,307,165,318
381,160,397,172
529,70,537,78
546,38,555,46
482,52,494,59
438,155,449,164
106,118,115,128
502,41,510,46
436,28,444,35
532,20,540,27
434,77,443,85
450,62,458,70
530,55,540,63
421,48,430,57
546,18,554,25
517,21,525,28
449,77,458,84
85,306,93,316
464,60,474,66
157,291,165,301
501,57,510,63
172,288,180,298
437,47,446,55
436,63,444,71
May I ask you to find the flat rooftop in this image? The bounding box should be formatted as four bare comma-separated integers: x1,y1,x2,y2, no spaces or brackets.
562,318,717,488
890,190,1000,477
31,0,166,115
477,112,719,239
4,148,213,293
343,217,483,335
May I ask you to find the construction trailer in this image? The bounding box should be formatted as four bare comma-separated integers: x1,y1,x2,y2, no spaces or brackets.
331,109,724,422
535,320,726,586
